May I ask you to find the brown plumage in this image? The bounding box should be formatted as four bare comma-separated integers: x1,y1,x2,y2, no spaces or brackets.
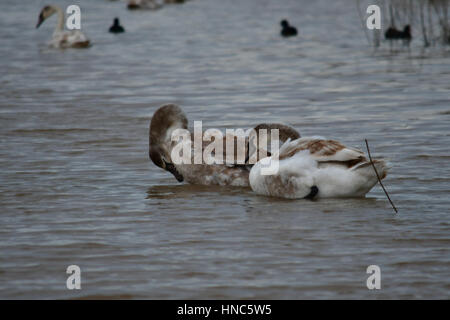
278,139,365,164
149,104,301,185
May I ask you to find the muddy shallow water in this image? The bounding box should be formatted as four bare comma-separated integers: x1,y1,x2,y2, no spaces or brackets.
0,0,449,299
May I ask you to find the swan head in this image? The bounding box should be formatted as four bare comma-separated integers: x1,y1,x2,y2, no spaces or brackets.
113,18,120,26
149,104,188,182
36,5,57,29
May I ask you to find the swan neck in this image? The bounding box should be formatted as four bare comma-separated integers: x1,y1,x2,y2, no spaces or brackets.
54,6,65,33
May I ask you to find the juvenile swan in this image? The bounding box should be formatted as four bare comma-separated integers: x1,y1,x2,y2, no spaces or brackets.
36,5,91,49
149,104,300,186
250,137,389,199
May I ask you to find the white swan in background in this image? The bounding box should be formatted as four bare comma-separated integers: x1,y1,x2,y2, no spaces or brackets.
36,5,90,49
250,137,389,199
127,0,163,10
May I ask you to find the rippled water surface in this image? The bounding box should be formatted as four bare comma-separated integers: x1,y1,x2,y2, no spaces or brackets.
0,0,449,299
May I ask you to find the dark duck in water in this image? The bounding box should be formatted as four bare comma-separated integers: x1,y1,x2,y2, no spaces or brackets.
109,18,125,34
385,25,411,41
280,20,298,37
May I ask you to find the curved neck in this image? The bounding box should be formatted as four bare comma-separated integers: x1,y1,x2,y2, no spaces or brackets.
53,6,65,33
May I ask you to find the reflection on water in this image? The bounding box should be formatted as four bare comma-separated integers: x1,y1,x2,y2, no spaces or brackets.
0,0,449,299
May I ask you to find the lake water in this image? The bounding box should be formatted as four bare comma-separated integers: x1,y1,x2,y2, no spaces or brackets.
0,0,449,299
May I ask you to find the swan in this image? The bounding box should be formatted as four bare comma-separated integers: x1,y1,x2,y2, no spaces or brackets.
280,20,298,37
127,0,163,10
249,137,389,199
36,5,90,49
149,104,300,186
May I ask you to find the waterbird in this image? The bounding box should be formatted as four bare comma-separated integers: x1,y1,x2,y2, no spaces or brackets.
385,25,411,41
36,5,90,48
150,105,389,199
149,104,300,187
249,138,389,199
109,18,125,33
280,20,298,37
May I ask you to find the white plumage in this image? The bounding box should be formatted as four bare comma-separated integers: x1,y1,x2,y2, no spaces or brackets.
36,5,91,49
249,137,389,199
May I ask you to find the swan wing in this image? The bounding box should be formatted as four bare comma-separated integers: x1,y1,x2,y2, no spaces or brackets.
277,137,366,164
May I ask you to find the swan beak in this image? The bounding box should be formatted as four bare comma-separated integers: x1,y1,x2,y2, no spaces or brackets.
36,14,44,28
164,162,184,182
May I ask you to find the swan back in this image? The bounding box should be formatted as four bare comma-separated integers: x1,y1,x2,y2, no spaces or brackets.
250,137,389,199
